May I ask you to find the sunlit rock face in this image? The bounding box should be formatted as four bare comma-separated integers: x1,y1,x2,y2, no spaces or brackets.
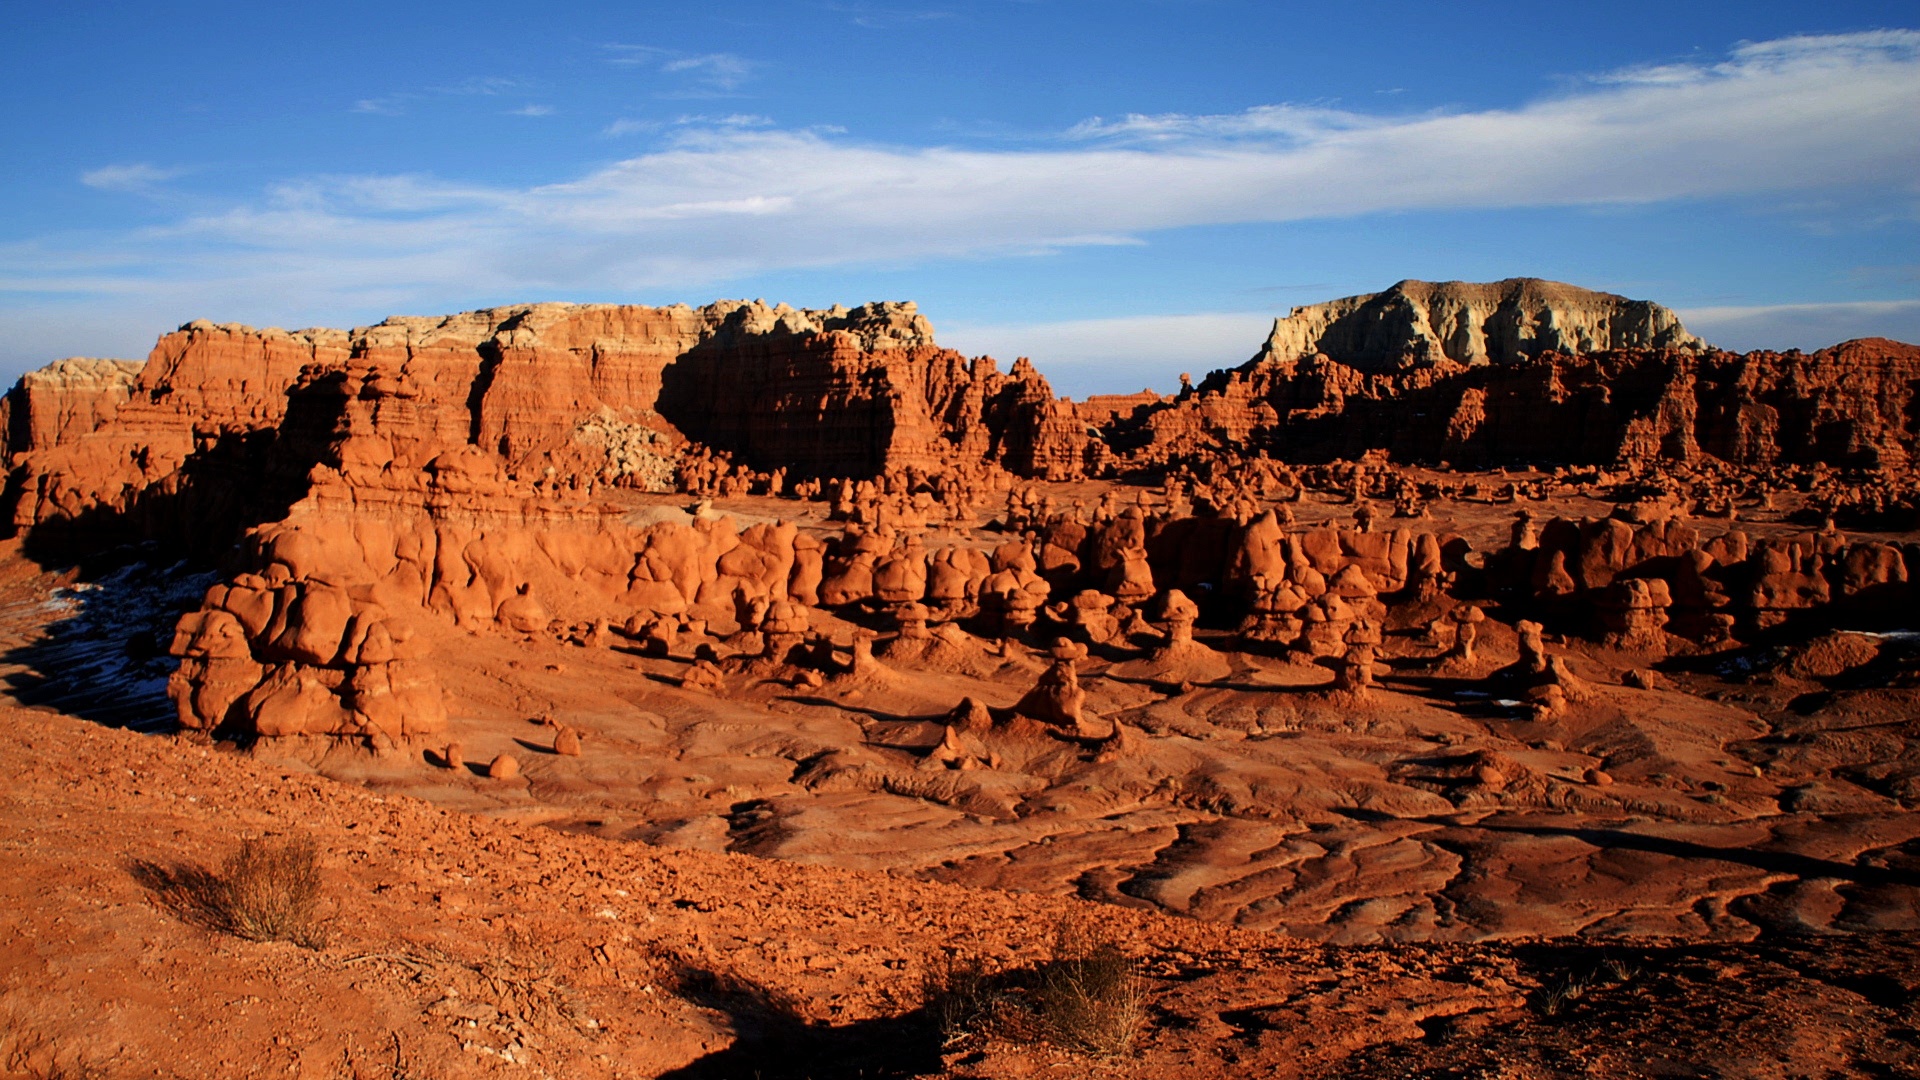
1256,277,1705,372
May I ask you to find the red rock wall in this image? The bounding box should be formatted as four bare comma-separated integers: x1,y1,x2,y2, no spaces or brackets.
0,300,1074,551
1102,339,1920,472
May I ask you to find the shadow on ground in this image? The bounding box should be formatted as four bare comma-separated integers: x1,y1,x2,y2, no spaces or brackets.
0,550,215,732
658,964,941,1080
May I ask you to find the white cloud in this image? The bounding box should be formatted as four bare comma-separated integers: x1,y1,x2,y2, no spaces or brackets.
603,117,660,137
79,164,186,193
604,44,757,96
942,312,1278,398
604,43,668,66
674,113,774,128
660,53,754,93
508,104,555,117
9,31,1920,357
1680,298,1920,351
1066,103,1392,145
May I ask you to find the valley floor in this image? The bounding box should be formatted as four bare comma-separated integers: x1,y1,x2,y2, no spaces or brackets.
2,706,1917,1079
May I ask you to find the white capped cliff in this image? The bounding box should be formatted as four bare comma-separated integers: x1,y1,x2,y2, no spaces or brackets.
1257,278,1706,371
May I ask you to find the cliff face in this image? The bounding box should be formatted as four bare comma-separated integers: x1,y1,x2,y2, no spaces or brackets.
4,289,1914,559
1258,278,1705,371
0,299,1076,549
4,357,146,451
1110,337,1920,470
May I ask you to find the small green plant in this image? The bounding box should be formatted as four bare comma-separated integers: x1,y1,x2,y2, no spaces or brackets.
137,836,329,948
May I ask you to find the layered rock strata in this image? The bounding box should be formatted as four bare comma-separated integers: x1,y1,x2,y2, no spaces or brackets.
1257,277,1704,371
1114,337,1920,470
0,300,1089,549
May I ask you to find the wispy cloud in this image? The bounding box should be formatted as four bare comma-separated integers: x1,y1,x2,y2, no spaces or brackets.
353,77,521,116
1066,103,1392,145
1679,297,1920,351
824,3,955,30
79,163,187,194
674,113,774,128
661,53,754,92
604,44,758,96
603,118,660,137
604,43,668,66
508,104,555,117
7,31,1920,359
605,114,773,138
1597,29,1920,86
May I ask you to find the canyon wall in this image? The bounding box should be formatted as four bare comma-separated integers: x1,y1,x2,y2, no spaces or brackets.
0,300,1088,550
1111,336,1920,472
8,282,1909,543
1257,278,1705,371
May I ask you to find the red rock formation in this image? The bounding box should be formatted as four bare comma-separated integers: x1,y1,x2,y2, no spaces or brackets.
1102,338,1920,471
12,295,1914,566
0,300,1084,554
6,287,1917,749
3,357,144,450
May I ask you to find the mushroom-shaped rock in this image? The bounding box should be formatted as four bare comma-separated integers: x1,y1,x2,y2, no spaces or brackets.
1012,638,1092,734
1332,643,1381,697
948,696,995,735
1159,589,1202,642
894,601,933,639
1514,620,1550,676
762,599,813,637
496,586,549,635
1065,590,1121,645
979,566,1050,637
1113,590,1232,684
682,659,725,694
1104,543,1156,604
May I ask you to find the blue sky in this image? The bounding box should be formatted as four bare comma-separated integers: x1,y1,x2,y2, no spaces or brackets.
3,1,1917,396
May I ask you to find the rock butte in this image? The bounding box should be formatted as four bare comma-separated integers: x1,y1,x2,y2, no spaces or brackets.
1,278,1918,1075
1259,277,1706,370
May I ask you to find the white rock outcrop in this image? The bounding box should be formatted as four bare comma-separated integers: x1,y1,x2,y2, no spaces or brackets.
1257,278,1705,371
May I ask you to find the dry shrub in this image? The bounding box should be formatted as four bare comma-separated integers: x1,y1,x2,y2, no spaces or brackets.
136,837,329,948
925,914,1145,1059
216,838,326,945
1034,915,1145,1056
924,951,1008,1050
1535,957,1638,1018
